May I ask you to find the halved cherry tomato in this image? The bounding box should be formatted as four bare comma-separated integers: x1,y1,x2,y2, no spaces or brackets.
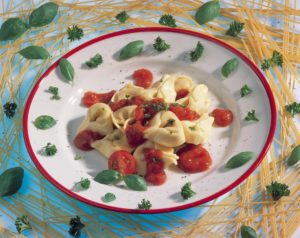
125,121,147,147
144,148,164,163
82,90,115,107
176,89,189,100
144,148,166,185
169,104,200,121
211,108,233,127
73,130,103,151
109,99,130,112
132,68,153,89
177,144,212,173
108,150,136,175
145,170,166,185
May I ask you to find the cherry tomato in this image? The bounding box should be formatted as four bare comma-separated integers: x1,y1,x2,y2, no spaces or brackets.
73,130,103,151
109,99,130,112
144,148,166,185
125,121,147,147
82,90,115,107
130,96,146,106
135,106,144,121
169,104,200,121
176,89,189,100
145,170,166,185
132,68,153,89
211,108,233,127
144,148,164,163
177,144,212,173
108,150,137,175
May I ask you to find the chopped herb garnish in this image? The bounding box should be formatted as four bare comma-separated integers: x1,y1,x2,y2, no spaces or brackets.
166,118,175,126
190,41,204,62
68,216,85,238
138,198,152,210
43,143,57,156
181,182,196,199
115,11,129,23
3,102,17,118
75,178,90,190
188,126,196,131
102,192,116,203
15,215,32,234
85,53,103,68
266,181,290,201
48,86,61,100
240,84,253,97
74,154,82,160
125,94,130,99
226,21,244,37
159,14,177,27
285,102,300,117
153,36,170,52
261,59,271,71
244,110,259,122
261,50,283,71
67,25,84,42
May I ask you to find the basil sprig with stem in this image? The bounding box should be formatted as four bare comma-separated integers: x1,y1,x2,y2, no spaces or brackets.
195,0,220,25
59,58,75,83
18,46,50,59
221,58,239,78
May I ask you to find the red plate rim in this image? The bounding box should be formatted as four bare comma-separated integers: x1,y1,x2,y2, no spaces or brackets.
23,27,277,214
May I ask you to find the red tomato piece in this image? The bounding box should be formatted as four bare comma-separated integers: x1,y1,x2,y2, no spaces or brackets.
108,150,137,175
144,148,164,163
73,130,103,151
130,96,146,106
143,98,167,119
169,104,200,121
145,170,166,185
176,89,189,100
177,144,212,173
125,121,147,147
82,90,115,107
132,68,153,89
135,106,144,121
211,108,233,127
109,99,130,112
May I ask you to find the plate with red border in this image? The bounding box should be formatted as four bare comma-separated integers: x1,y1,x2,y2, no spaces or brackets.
23,27,276,213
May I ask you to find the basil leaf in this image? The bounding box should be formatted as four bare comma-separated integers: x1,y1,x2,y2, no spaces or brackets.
124,175,147,191
94,170,121,185
34,115,56,129
241,225,257,238
221,58,239,78
119,40,144,60
29,2,59,27
0,167,24,196
0,18,28,41
287,145,300,166
102,193,116,203
18,46,50,59
195,0,220,25
59,58,74,82
225,151,255,169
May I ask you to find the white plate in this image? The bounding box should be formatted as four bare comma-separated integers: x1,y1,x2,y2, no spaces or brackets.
23,27,276,213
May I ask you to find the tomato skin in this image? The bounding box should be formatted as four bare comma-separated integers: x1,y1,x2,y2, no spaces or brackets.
144,148,166,185
145,170,166,185
73,130,103,151
132,68,153,89
176,89,189,100
108,150,137,175
169,104,200,121
82,90,115,107
130,96,146,106
177,144,212,173
125,121,147,147
109,99,130,112
212,108,233,127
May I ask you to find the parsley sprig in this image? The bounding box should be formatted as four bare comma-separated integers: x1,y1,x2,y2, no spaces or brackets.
266,181,290,201
47,86,61,100
75,178,90,190
240,84,253,97
67,25,84,42
43,143,57,156
85,53,103,68
226,21,244,37
15,215,32,234
285,102,300,117
3,102,17,118
116,11,129,23
153,36,170,52
159,14,177,27
68,216,85,238
190,41,204,62
138,199,152,210
244,110,259,122
181,182,196,199
261,50,283,71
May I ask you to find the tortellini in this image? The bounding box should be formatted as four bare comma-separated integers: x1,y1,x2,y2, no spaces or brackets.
181,113,214,145
144,111,185,147
112,105,137,129
111,83,153,102
91,129,133,157
133,141,179,176
77,103,114,136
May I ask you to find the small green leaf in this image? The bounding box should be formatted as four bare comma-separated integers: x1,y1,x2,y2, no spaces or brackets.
0,18,28,41
0,167,24,197
29,2,59,27
225,151,255,169
287,145,300,166
59,58,74,82
221,58,239,78
195,0,220,25
119,40,144,60
94,170,121,185
33,115,56,129
124,174,147,191
102,193,116,203
18,46,50,59
241,225,257,238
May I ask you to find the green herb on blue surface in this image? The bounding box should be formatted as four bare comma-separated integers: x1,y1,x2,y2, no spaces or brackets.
3,102,17,118
266,181,290,201
0,18,29,41
15,215,32,234
285,102,300,117
116,11,129,23
0,167,24,197
67,25,83,42
68,216,85,238
159,14,177,27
